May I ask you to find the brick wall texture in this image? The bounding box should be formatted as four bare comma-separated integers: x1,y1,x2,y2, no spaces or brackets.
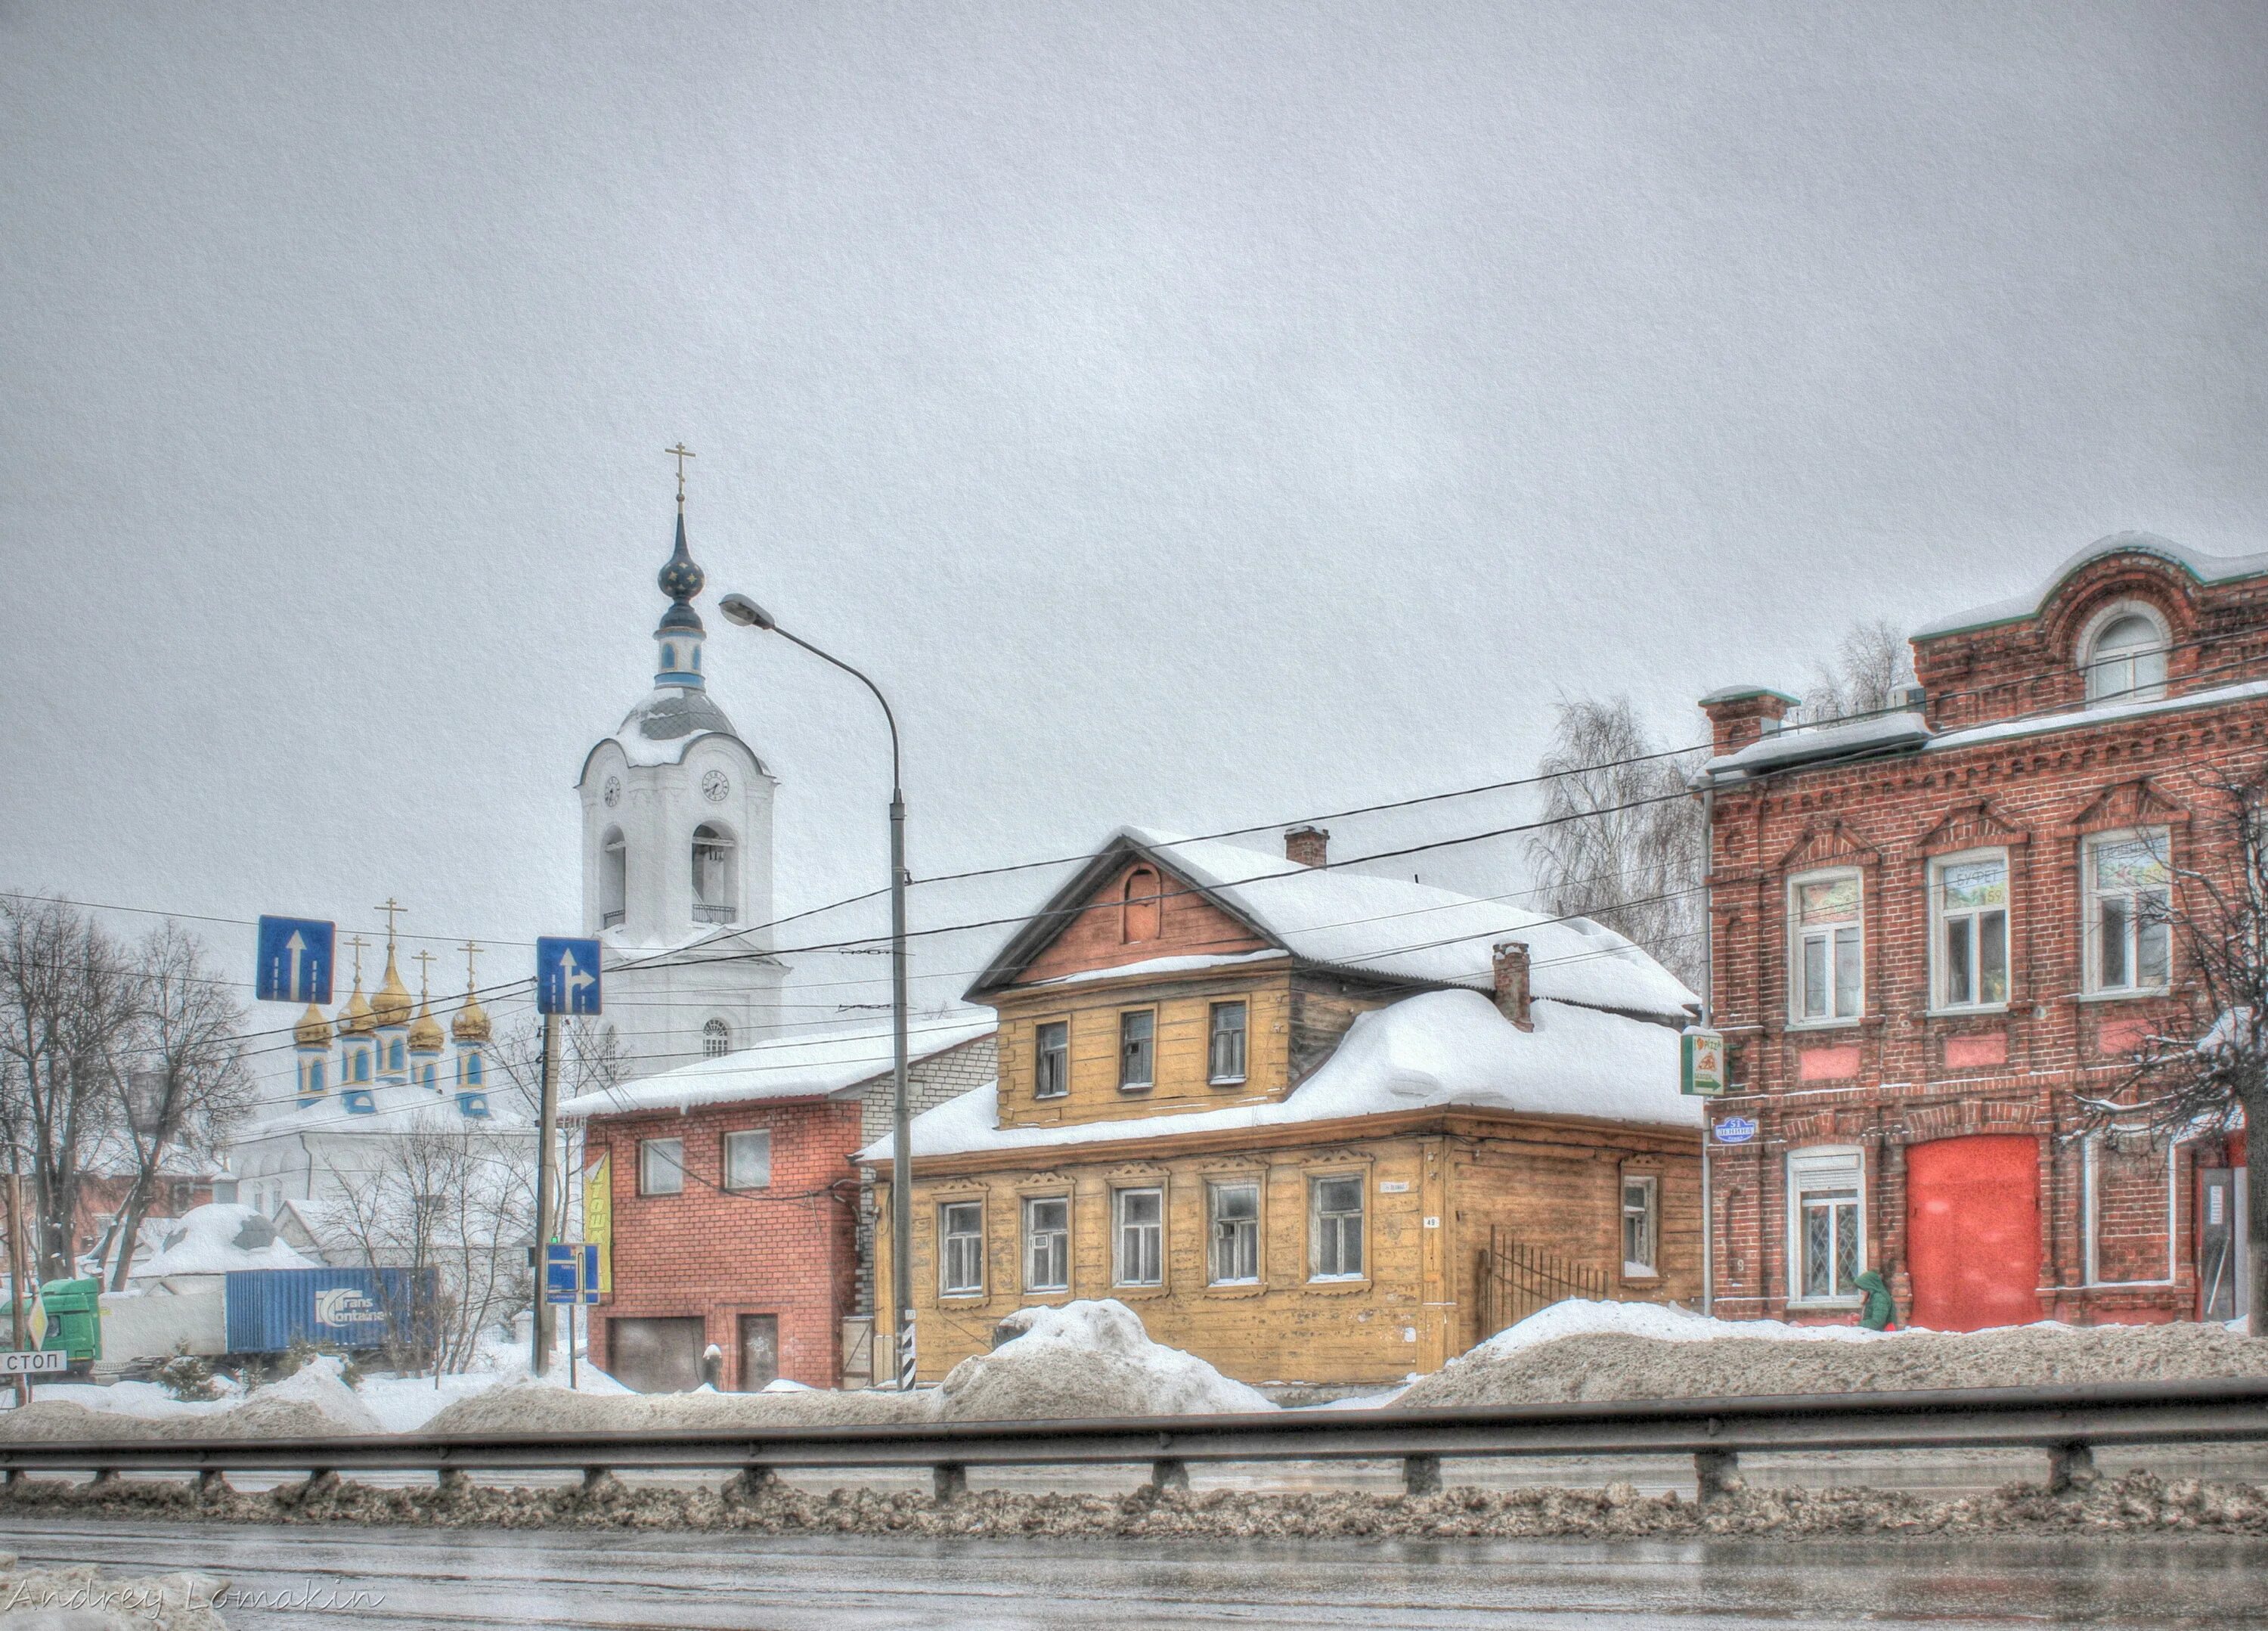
1700,544,2260,1328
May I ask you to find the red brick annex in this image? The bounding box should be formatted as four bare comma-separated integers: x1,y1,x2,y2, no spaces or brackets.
561,1013,995,1391
1695,533,2258,1331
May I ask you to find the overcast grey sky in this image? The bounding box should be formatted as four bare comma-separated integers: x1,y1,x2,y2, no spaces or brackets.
5,2,2267,1034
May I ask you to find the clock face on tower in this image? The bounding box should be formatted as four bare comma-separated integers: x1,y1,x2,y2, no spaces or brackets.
702,768,730,803
603,777,621,808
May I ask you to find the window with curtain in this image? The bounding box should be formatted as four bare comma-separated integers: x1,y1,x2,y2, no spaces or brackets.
1791,872,1864,1022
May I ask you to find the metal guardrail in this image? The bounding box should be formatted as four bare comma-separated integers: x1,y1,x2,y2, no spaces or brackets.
2,1378,2263,1499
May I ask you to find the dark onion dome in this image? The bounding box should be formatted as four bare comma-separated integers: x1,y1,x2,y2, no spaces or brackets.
658,598,705,634
657,510,705,603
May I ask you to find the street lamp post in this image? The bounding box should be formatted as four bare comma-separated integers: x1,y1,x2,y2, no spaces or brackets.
719,593,916,1391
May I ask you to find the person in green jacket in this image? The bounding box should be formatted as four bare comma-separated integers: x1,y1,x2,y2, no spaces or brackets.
1853,1269,1896,1331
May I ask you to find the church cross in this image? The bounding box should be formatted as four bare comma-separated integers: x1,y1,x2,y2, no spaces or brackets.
374,898,407,944
413,949,435,999
460,939,482,990
345,935,370,984
665,442,696,504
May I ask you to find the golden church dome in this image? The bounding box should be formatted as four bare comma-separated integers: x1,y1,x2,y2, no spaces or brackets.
451,989,492,1044
295,1003,333,1047
339,979,376,1036
371,943,414,1029
409,998,445,1054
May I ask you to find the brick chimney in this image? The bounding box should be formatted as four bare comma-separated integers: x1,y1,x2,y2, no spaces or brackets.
1284,826,1329,868
1492,940,1534,1031
1698,687,1799,756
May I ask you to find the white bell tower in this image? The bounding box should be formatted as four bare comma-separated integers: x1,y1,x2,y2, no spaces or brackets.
575,451,784,1078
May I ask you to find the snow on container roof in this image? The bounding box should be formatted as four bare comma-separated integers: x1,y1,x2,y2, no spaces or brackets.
133,1203,318,1279
983,826,1695,1024
858,989,1697,1164
1914,532,2268,639
560,1009,996,1120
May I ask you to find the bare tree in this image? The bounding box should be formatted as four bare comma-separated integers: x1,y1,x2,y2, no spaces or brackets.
104,924,255,1289
488,1016,622,1242
1800,618,1917,724
2077,773,2268,1334
1526,697,1706,990
322,1115,534,1374
0,897,132,1276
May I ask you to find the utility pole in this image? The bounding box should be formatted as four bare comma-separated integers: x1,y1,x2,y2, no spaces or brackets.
532,1012,560,1375
8,1154,30,1405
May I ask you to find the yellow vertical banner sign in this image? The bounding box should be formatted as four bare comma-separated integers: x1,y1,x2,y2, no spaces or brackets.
582,1152,612,1295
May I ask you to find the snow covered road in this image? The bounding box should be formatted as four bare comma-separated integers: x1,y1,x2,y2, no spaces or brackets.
8,1520,2266,1628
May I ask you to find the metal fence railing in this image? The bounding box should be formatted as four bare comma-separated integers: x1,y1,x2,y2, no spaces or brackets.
1476,1229,1615,1340
2,1378,2262,1502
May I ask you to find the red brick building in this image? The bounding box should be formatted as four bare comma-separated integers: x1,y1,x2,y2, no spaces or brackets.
1696,532,2260,1330
561,1013,994,1391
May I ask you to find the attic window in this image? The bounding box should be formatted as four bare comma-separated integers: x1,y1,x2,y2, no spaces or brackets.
1122,867,1162,943
2082,605,2168,704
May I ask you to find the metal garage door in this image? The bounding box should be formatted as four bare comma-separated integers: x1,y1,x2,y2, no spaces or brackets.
1906,1135,2042,1332
607,1316,706,1393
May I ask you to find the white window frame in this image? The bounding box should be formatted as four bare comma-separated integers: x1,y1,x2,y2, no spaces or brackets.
1308,1173,1366,1282
1929,848,2011,1012
939,1199,985,1296
2081,1133,2178,1287
722,1128,771,1191
1788,868,1864,1026
1786,1146,1865,1307
690,822,737,925
1033,1021,1069,1099
1621,1173,1659,1277
703,1017,732,1058
1207,1001,1248,1085
1112,1186,1164,1287
2079,600,2170,705
638,1136,685,1197
1207,1178,1262,1285
1023,1195,1070,1293
2082,827,2174,996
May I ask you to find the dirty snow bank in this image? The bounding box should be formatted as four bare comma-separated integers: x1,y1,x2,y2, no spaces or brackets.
0,1356,384,1443
430,1300,1270,1434
937,1301,1273,1420
1402,1301,2268,1408
0,1554,228,1629
17,1465,2268,1541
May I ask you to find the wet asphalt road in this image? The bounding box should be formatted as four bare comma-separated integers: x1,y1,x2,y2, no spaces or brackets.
7,1519,2266,1629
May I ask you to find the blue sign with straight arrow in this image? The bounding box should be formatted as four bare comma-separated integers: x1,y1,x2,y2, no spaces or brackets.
255,916,335,1004
535,936,603,1016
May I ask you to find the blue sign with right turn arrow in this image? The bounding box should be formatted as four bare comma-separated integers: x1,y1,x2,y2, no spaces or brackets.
536,936,603,1015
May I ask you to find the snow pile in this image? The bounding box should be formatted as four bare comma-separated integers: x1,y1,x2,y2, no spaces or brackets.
0,1356,383,1443
423,1375,928,1436
0,1556,229,1629
935,1301,1274,1421
1402,1300,2268,1409
131,1204,314,1279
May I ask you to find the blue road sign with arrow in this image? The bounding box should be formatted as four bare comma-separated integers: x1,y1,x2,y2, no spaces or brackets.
545,1242,602,1304
536,937,603,1016
256,916,335,1004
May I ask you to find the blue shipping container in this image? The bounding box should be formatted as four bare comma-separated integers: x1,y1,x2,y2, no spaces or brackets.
223,1267,437,1356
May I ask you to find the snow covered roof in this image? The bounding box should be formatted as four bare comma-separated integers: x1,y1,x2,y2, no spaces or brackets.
1696,676,2268,787
974,828,1696,1024
859,989,1698,1164
1915,532,2268,639
132,1204,318,1279
578,685,765,777
237,1078,526,1138
559,1009,996,1120
1695,709,1934,784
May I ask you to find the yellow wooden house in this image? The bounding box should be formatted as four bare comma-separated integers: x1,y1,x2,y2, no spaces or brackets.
862,826,1704,1387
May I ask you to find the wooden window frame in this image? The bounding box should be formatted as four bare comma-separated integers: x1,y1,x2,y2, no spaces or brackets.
1022,1193,1072,1294
1306,1170,1367,1283
637,1136,685,1198
1788,867,1865,1028
1033,1019,1070,1100
1207,1000,1249,1086
722,1127,771,1192
1111,1184,1166,1288
938,1198,986,1298
1118,1009,1156,1093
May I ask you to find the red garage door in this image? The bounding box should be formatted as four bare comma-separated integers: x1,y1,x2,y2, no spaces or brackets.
1907,1136,2042,1332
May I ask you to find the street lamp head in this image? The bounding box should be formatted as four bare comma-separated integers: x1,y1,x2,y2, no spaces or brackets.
717,593,776,631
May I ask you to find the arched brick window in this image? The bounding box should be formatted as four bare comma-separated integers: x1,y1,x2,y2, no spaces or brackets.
1122,867,1162,943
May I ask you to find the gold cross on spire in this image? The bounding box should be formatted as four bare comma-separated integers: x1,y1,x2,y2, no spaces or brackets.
460,939,482,990
374,898,407,945
413,949,435,999
345,935,371,984
665,442,696,505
